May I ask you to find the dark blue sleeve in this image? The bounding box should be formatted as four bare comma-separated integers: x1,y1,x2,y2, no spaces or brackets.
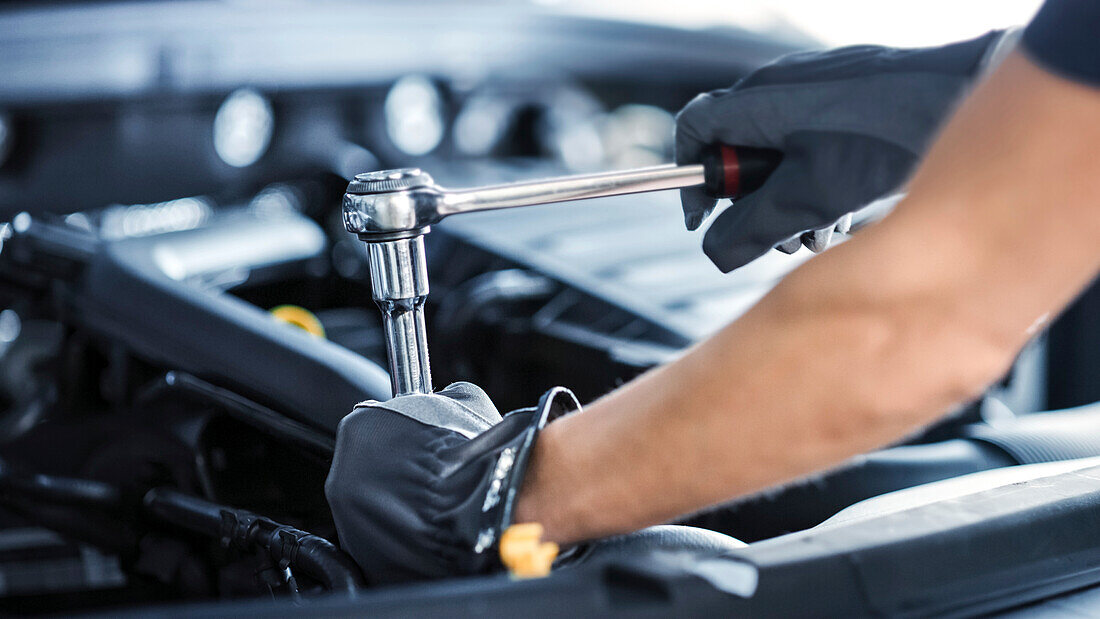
1023,0,1100,86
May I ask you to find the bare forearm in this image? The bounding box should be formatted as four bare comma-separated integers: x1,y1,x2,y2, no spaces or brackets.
520,255,1009,543
516,52,1100,544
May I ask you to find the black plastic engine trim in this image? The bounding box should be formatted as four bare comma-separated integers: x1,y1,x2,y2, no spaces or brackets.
94,462,1100,617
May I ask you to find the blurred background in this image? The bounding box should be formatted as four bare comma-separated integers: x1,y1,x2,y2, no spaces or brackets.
569,0,1044,46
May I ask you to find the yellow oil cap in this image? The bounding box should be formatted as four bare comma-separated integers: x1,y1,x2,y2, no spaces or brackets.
500,523,558,579
269,305,326,338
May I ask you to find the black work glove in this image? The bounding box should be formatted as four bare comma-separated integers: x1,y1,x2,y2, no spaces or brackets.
325,382,579,584
676,30,1011,272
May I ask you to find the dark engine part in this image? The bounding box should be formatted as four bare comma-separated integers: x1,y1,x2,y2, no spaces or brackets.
88,461,1100,619
684,438,1015,542
0,459,362,598
0,211,390,434
0,341,345,609
432,267,680,409
0,529,126,602
966,401,1100,464
685,402,1100,541
136,371,335,458
422,187,808,409
142,488,363,595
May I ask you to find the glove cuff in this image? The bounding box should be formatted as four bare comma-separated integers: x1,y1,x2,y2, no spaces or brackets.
470,387,580,565
977,27,1023,81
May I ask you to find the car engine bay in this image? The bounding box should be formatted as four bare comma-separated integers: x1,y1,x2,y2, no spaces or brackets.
1,2,1100,616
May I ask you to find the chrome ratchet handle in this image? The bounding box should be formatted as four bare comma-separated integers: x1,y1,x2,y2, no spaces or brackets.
436,163,706,218
343,145,782,395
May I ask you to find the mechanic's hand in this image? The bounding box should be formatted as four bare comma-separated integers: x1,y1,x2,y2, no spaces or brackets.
325,382,579,584
676,30,1011,272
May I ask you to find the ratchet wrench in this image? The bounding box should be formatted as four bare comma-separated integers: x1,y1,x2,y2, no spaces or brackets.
343,144,782,396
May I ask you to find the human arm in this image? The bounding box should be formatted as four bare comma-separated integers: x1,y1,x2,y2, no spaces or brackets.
514,49,1100,544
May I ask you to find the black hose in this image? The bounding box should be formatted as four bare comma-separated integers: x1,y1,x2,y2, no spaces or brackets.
143,487,364,593
0,457,363,594
681,439,1016,542
0,457,121,510
0,457,136,552
967,403,1100,464
134,371,335,458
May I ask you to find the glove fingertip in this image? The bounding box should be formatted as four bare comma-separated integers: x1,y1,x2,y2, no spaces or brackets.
685,211,704,231
701,232,767,273
776,236,803,254
679,189,716,232
707,249,760,274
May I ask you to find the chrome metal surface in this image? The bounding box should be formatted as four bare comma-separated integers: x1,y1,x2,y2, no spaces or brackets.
438,163,705,217
345,162,708,396
343,163,705,236
367,237,432,395
346,168,434,196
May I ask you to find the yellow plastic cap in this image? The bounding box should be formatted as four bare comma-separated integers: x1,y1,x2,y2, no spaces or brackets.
269,305,326,338
499,523,559,579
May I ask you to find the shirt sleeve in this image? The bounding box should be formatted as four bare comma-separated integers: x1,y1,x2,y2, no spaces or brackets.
1022,0,1100,86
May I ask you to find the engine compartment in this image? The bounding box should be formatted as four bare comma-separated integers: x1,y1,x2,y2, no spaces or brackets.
0,170,1073,612
1,1,1099,615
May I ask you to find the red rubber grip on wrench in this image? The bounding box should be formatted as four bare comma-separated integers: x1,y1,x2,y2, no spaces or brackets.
702,144,782,200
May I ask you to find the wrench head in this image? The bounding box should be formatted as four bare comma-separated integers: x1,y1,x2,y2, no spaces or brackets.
342,168,441,236
347,168,433,195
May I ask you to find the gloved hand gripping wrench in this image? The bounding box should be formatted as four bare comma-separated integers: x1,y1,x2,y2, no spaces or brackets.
343,145,781,396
